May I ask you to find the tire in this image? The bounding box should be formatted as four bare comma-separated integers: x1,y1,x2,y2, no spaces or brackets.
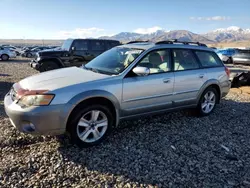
39,61,59,72
67,104,114,147
226,57,233,64
1,54,9,61
26,53,32,58
197,87,219,116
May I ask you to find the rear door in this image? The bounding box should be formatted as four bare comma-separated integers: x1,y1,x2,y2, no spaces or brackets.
89,40,106,60
172,49,206,106
106,41,120,50
70,39,89,66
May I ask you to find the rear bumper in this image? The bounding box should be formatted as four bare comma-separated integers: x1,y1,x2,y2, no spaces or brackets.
221,80,231,98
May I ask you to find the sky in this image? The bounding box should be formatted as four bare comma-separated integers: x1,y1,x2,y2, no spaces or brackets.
0,0,250,39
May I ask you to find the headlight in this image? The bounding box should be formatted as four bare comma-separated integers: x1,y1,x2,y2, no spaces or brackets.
17,94,55,107
37,57,41,61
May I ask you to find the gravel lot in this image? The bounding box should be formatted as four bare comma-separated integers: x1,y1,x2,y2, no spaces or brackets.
1,60,250,187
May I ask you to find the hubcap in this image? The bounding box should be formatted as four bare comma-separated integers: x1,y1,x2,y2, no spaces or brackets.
201,91,216,113
77,110,108,143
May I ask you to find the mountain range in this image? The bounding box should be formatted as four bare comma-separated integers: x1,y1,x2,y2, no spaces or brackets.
99,26,250,44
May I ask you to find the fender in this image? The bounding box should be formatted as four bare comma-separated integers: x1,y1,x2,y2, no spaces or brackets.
196,79,221,105
63,90,121,127
38,57,66,67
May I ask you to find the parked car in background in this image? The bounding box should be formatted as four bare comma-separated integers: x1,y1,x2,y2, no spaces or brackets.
232,49,250,65
215,48,237,64
2,46,21,56
0,47,16,60
21,46,51,58
5,40,231,147
30,38,121,72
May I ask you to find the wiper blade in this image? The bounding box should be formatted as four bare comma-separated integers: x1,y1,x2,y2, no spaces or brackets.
83,65,99,73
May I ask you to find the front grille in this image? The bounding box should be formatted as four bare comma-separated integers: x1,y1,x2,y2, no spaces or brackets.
10,87,17,101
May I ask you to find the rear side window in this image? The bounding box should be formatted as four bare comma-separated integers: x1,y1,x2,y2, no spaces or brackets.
107,41,120,49
195,51,223,67
91,41,105,50
173,49,199,71
73,40,88,50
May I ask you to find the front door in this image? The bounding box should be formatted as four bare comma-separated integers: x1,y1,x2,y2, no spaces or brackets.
172,49,206,106
121,49,175,117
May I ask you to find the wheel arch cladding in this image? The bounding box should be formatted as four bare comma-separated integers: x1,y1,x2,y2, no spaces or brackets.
197,79,221,104
41,58,64,67
65,90,120,130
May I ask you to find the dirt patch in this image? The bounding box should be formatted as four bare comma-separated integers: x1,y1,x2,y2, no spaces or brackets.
230,87,250,96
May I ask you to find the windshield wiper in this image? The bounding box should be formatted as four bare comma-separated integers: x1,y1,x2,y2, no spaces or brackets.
82,65,114,75
83,65,99,73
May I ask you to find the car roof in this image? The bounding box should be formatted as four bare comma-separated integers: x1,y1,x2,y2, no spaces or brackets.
68,38,120,42
121,42,214,52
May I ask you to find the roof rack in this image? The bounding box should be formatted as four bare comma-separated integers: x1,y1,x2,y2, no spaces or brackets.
126,40,149,44
155,39,207,47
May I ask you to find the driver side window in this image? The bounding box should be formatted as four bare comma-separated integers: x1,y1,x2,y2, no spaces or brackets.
137,49,171,74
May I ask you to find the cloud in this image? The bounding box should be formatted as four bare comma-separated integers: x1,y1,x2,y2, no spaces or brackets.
190,16,231,21
133,26,163,34
56,27,109,39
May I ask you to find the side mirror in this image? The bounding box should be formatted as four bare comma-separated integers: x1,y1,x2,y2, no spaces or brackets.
71,46,75,51
132,66,150,76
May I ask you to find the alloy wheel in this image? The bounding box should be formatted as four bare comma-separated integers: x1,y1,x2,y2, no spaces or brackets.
76,110,108,143
201,91,216,113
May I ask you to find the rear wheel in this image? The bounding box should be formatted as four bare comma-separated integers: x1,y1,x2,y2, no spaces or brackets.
39,61,59,72
1,54,9,61
67,104,114,147
197,87,218,116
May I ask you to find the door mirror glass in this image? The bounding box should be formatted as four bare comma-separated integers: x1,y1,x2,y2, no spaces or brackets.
132,66,150,76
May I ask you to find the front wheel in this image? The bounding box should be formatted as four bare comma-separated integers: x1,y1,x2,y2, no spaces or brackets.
197,87,218,116
1,54,9,61
39,61,59,72
26,53,32,58
67,104,114,147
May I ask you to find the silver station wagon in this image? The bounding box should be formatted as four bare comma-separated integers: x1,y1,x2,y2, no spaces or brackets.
4,40,231,147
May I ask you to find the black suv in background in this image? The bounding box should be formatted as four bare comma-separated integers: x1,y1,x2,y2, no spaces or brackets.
30,39,121,72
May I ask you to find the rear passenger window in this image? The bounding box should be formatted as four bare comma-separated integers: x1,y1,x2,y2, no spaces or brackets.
91,41,105,50
195,51,222,67
173,49,199,71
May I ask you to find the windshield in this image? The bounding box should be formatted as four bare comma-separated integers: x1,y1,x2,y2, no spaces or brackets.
61,39,73,51
85,47,144,75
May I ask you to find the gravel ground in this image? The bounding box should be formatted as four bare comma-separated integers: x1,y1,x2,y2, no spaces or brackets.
1,61,250,187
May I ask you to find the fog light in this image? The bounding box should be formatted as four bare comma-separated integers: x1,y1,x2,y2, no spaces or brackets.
22,122,35,133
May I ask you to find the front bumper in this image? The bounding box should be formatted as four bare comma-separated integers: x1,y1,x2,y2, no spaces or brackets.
30,60,40,70
4,92,66,136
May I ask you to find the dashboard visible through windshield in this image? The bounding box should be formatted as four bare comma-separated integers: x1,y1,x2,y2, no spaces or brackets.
84,47,144,75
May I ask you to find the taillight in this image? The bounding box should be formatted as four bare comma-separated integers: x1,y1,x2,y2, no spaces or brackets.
225,66,230,77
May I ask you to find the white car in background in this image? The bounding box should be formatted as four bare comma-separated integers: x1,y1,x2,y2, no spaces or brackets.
0,47,16,61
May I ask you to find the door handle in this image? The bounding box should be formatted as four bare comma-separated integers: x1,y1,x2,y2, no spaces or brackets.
199,74,204,78
163,78,171,83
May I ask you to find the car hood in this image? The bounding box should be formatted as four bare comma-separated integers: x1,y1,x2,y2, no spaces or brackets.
38,49,67,56
19,67,111,91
